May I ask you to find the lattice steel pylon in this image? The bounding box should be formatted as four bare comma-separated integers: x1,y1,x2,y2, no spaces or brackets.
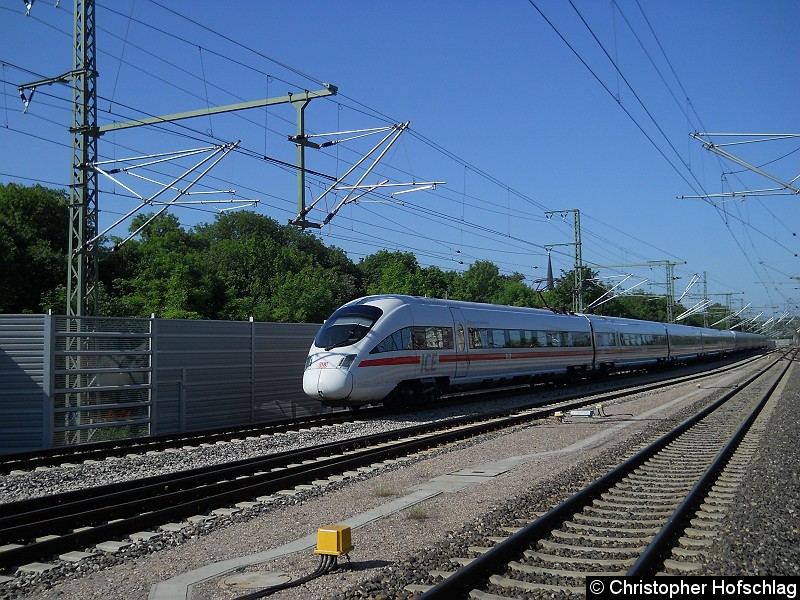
68,0,99,317
18,0,98,315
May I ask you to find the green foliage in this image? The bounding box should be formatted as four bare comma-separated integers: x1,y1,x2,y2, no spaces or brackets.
0,183,68,313
358,250,423,295
107,213,217,319
494,275,543,308
540,267,603,312
610,294,670,321
452,260,501,303
197,212,361,323
3,184,699,326
357,251,461,300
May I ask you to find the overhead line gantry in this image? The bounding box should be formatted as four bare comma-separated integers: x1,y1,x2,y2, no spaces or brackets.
19,0,338,316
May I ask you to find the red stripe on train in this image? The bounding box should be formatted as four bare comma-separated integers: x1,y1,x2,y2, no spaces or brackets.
359,350,593,367
358,356,420,367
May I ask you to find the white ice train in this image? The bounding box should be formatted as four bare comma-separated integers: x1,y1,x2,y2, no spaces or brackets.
303,295,768,407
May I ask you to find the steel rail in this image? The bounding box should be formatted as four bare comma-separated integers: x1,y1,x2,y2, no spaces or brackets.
0,390,620,569
627,354,793,575
416,353,785,599
1,353,766,473
0,354,772,571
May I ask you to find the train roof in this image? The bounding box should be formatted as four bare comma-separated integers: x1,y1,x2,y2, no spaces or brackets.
346,295,571,316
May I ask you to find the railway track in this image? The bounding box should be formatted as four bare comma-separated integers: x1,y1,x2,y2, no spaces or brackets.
0,353,773,576
0,389,607,572
414,350,794,599
1,354,766,474
0,409,380,475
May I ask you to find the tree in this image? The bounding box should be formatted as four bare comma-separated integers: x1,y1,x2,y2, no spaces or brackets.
357,250,423,296
0,183,69,313
453,260,502,303
494,273,542,307
419,265,457,299
1,184,559,321
611,294,670,322
198,212,363,322
110,213,218,319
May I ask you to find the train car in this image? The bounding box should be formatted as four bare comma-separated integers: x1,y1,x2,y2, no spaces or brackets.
719,329,737,354
700,327,727,357
304,295,769,408
732,330,768,352
664,323,707,362
585,315,669,372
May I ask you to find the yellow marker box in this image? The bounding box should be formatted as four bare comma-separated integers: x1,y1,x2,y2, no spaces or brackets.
315,524,354,556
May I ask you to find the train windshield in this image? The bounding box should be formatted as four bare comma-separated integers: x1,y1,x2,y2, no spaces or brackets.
315,305,383,350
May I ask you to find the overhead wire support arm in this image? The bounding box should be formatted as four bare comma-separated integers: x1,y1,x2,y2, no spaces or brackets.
592,261,687,323
18,69,86,112
113,141,240,250
675,298,713,321
678,187,799,202
290,121,412,228
589,278,651,311
85,143,244,252
712,302,752,328
322,122,410,225
585,274,633,310
289,126,393,148
97,84,337,134
690,132,800,197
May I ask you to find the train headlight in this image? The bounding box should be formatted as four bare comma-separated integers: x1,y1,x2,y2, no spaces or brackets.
338,354,357,369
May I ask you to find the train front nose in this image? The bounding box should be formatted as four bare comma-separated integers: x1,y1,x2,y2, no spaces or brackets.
303,357,354,401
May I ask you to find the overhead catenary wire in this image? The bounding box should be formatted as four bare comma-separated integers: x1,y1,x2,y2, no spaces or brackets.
2,3,795,322
525,1,796,311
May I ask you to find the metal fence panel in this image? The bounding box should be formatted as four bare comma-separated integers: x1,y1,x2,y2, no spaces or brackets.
254,322,324,420
153,320,252,433
0,315,51,454
151,320,327,435
51,316,152,446
1,315,330,451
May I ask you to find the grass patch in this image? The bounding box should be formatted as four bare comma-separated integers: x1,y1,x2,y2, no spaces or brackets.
373,485,398,498
405,506,430,521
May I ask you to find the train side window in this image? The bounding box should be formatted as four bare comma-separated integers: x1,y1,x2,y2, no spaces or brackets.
599,332,618,347
572,332,591,347
411,326,454,350
442,327,454,349
469,328,487,349
370,327,412,354
547,332,562,347
431,326,454,350
508,329,522,348
490,329,507,348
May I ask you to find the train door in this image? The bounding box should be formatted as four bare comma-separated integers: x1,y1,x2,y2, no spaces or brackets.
449,307,469,377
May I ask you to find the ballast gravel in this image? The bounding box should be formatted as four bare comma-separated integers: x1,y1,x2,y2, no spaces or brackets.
1,355,796,600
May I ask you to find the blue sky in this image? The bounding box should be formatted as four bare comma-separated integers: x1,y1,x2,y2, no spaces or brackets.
1,1,798,325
